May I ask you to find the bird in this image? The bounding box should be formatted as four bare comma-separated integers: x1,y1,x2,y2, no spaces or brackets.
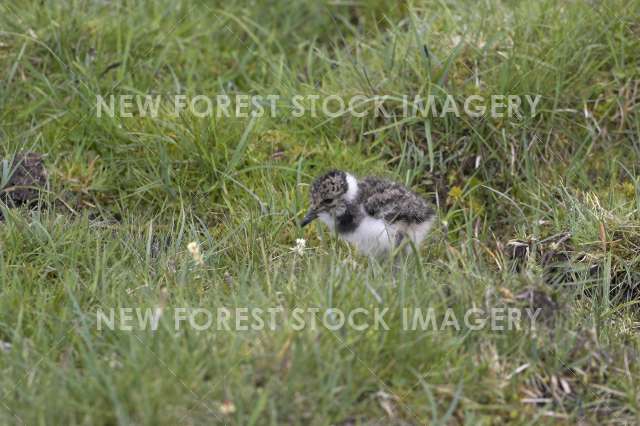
300,170,435,258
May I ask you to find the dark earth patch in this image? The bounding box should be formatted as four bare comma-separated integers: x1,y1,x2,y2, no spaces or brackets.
0,151,48,219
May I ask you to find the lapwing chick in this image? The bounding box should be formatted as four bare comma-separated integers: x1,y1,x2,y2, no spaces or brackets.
300,170,434,258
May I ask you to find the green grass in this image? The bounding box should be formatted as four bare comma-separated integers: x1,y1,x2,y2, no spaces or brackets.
1,0,640,424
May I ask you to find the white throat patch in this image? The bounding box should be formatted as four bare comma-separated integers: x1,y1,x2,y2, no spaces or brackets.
344,173,359,202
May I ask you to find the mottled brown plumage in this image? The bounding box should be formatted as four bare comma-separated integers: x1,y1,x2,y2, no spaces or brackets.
358,177,433,224
301,170,435,257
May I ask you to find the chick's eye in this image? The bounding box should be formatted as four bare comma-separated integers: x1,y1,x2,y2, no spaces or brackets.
321,199,332,205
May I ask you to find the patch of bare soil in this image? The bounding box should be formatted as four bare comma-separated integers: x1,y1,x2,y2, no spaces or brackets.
0,151,48,219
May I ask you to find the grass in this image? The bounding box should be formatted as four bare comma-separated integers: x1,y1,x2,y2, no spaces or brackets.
1,0,640,424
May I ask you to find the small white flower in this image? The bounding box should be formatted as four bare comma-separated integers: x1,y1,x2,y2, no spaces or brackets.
219,400,236,415
187,241,204,266
107,352,122,369
290,238,306,256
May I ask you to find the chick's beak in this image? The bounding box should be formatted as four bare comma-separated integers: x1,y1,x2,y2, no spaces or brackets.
300,209,318,227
